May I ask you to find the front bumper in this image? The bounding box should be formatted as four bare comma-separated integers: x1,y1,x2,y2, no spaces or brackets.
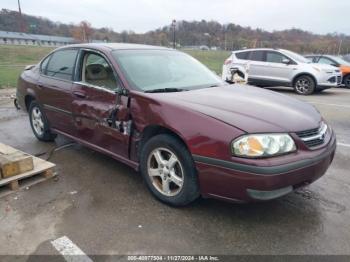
194,134,336,203
317,72,342,88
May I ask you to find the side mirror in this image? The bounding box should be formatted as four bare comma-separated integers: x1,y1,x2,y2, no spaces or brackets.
282,58,291,65
115,87,129,96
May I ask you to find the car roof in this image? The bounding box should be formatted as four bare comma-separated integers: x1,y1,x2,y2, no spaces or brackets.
305,54,336,58
232,48,281,53
59,42,173,51
305,54,324,57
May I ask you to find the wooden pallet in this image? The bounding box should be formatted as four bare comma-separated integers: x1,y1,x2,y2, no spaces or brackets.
0,154,56,198
0,143,34,178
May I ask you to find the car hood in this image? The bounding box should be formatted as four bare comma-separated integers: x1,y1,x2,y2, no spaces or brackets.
310,63,338,71
154,85,321,133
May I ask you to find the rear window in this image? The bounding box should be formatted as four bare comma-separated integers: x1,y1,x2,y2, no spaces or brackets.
45,49,78,81
266,51,288,63
305,56,315,62
40,55,51,73
235,51,250,60
318,57,336,65
250,51,265,62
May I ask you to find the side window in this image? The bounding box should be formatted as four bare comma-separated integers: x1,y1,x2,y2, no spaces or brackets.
318,57,336,66
305,57,314,63
250,51,265,62
235,51,250,60
266,52,288,63
82,52,119,91
46,49,78,81
40,55,51,74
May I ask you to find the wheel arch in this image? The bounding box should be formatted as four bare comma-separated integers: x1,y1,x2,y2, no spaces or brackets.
138,125,190,161
24,94,36,111
292,73,317,87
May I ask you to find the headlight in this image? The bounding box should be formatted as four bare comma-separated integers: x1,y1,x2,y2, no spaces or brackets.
232,134,296,158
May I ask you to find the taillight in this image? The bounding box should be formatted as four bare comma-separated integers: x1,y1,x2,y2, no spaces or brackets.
224,59,232,65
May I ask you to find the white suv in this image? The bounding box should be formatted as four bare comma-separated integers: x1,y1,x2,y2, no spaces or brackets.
222,48,342,95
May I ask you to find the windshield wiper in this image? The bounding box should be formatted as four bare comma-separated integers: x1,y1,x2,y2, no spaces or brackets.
145,88,188,93
207,84,221,88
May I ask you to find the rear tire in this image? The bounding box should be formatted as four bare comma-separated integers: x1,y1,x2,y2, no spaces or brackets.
140,134,200,206
29,101,56,142
294,75,315,95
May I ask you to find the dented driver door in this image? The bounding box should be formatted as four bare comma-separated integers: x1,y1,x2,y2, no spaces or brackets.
70,49,132,160
71,82,131,159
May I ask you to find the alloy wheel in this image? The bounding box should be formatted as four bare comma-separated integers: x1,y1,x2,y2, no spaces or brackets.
31,106,45,136
295,78,310,94
147,147,184,197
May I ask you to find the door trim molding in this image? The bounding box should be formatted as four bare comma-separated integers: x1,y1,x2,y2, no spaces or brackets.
51,128,139,171
43,104,72,115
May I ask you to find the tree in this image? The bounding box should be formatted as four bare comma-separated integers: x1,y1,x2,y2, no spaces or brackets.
70,21,93,43
2,8,350,54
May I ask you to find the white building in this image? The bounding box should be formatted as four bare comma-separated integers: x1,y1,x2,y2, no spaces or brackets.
0,31,75,46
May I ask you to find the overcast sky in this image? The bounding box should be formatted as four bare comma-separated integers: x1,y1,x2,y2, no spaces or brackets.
2,0,350,34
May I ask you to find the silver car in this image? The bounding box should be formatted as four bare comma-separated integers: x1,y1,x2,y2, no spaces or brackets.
222,48,342,95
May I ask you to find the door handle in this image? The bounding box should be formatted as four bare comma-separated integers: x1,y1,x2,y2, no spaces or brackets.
73,91,86,99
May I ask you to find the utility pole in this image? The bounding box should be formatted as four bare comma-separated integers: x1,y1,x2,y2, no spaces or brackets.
172,19,176,49
338,38,343,55
252,39,257,48
224,33,227,51
204,33,210,48
223,25,227,51
18,0,25,32
82,25,86,42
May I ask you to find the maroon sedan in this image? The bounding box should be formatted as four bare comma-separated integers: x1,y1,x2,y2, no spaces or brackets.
16,43,336,206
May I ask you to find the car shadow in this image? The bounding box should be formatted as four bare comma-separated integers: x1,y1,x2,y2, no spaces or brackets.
54,135,326,226
47,135,328,254
263,86,341,97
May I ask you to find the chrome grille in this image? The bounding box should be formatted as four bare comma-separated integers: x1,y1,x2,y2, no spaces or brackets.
296,122,328,148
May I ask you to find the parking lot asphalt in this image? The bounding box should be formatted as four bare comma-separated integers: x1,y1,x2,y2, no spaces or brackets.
0,87,349,257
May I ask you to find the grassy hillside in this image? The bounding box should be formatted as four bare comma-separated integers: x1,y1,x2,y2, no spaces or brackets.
183,49,230,74
0,45,229,88
0,45,53,88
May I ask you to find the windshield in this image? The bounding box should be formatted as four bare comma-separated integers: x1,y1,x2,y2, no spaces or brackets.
112,49,224,92
281,49,311,63
329,55,350,66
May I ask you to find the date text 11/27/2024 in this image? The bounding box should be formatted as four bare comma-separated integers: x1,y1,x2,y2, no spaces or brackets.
127,255,220,261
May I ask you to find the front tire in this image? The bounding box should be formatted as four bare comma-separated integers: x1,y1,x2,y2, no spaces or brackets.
29,101,56,142
343,75,350,88
294,75,315,95
140,134,200,206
